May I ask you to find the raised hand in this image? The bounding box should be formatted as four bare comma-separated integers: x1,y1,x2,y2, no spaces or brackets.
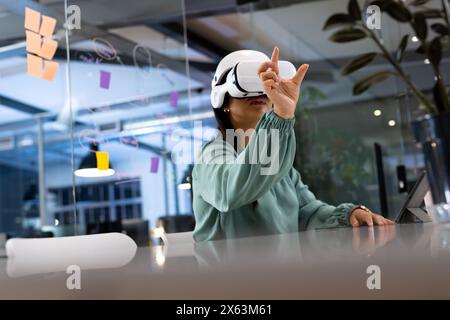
258,46,309,120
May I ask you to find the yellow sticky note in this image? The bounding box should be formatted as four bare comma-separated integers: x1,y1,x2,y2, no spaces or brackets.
41,60,58,81
24,7,41,33
96,152,109,170
39,38,57,60
25,30,41,55
27,54,42,77
40,15,57,38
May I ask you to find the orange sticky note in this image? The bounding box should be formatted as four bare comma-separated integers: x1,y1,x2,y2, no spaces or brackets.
25,30,41,55
24,7,41,33
96,152,109,170
27,54,42,77
41,60,58,81
40,38,57,60
40,15,57,37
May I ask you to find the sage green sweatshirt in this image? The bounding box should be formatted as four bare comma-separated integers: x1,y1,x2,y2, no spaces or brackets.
192,110,355,241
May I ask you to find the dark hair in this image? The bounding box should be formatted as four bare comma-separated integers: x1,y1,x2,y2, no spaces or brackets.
212,68,234,138
213,93,242,153
213,93,233,137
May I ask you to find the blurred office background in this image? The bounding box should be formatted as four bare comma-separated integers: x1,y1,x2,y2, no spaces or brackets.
0,0,447,244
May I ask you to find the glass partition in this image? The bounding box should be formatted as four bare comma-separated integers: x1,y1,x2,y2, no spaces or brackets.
64,0,203,240
0,0,203,241
0,2,74,237
186,1,428,218
1,0,442,242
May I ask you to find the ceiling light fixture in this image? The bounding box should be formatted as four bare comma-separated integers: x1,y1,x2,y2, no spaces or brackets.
74,143,115,178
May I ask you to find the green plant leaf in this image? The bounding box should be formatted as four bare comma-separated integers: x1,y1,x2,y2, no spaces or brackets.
341,52,378,75
385,1,412,22
413,13,428,41
353,71,394,95
431,23,449,36
323,13,355,31
348,0,361,20
370,0,392,11
433,80,450,112
329,28,366,43
396,34,409,62
429,36,442,66
410,0,432,5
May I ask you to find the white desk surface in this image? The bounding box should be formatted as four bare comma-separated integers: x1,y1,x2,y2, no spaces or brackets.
1,223,450,299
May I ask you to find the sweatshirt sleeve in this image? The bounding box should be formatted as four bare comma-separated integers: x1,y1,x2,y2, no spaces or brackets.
291,169,355,230
193,110,296,212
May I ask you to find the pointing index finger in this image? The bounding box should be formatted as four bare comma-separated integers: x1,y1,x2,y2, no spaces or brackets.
270,46,279,74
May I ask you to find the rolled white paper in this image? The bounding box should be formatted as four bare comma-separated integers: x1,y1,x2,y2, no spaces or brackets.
6,232,137,278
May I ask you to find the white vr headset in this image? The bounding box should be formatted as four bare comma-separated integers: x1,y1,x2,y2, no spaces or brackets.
211,60,297,109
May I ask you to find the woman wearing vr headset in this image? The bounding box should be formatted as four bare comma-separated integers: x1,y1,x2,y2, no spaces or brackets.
192,47,394,241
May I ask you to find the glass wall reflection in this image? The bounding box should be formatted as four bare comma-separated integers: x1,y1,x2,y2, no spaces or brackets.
1,0,445,244
0,1,73,238
63,0,203,242
188,1,428,218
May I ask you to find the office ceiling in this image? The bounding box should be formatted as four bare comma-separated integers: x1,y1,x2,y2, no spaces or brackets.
0,105,29,125
0,56,203,116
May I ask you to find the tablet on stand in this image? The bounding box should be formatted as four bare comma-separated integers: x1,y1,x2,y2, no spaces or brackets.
396,172,432,223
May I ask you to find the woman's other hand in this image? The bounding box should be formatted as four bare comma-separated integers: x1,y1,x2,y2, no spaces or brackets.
258,46,309,120
350,208,395,227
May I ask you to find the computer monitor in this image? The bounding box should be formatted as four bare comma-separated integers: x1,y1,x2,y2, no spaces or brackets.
395,171,432,223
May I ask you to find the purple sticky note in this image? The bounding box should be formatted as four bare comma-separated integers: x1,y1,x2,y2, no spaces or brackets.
169,91,178,107
150,157,159,173
100,70,111,89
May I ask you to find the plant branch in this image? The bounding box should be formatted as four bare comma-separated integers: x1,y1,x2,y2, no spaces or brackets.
442,0,450,30
424,0,450,112
430,61,450,112
363,25,437,114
